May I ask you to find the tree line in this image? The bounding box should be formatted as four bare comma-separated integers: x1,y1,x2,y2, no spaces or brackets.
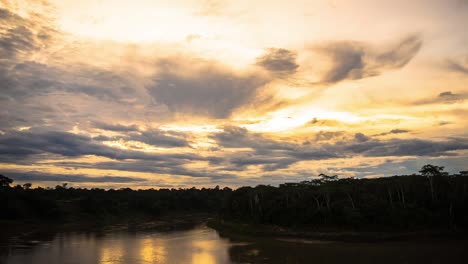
0,177,231,222
1,164,467,231
221,165,468,231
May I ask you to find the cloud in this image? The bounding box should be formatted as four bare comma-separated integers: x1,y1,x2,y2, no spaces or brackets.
317,34,422,83
92,121,140,132
256,48,299,76
210,125,295,151
375,129,410,136
438,91,467,102
5,171,147,183
0,25,36,59
0,128,201,162
148,58,269,118
91,122,190,148
374,35,423,68
354,132,370,142
319,41,365,83
209,126,468,171
313,131,345,142
0,7,57,59
40,158,237,180
1,5,276,126
345,137,468,157
1,60,139,101
126,129,190,148
416,91,467,105
343,155,468,178
446,56,468,75
2,126,467,185
210,126,341,170
0,6,139,104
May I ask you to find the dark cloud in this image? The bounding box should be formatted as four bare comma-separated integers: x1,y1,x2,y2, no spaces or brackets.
5,171,147,183
256,48,299,75
226,153,298,171
0,52,143,133
42,160,236,180
1,60,138,101
438,91,466,102
148,59,269,118
127,129,190,148
210,125,295,151
446,57,468,75
0,3,149,131
210,126,341,170
318,34,422,83
375,35,423,68
288,148,340,160
320,41,365,82
0,25,36,59
0,7,55,59
209,126,468,171
313,131,345,141
416,91,467,105
354,132,370,142
1,5,274,126
92,121,140,132
376,129,410,136
90,122,190,148
2,126,467,183
0,128,200,162
389,129,410,134
345,138,468,157
344,155,468,178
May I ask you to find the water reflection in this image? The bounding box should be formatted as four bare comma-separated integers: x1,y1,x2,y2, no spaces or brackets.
1,225,467,264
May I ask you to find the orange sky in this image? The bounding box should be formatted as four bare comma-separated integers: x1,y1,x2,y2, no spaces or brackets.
0,0,467,188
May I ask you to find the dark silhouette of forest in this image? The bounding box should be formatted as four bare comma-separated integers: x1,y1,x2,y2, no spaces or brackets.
1,165,467,232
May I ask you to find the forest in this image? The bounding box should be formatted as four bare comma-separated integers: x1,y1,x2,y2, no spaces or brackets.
1,165,467,232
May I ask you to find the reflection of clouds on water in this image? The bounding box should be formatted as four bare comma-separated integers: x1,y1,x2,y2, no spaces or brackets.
139,238,167,264
3,226,468,264
98,226,231,264
191,239,231,264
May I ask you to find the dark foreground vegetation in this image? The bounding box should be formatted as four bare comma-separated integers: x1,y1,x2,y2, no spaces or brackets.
1,165,467,237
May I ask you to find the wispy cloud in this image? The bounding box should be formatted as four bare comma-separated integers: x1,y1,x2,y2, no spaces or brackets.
314,34,422,83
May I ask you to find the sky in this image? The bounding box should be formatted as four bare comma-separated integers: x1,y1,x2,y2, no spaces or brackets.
0,0,467,189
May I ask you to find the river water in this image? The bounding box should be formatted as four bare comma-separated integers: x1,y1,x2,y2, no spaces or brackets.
1,224,467,264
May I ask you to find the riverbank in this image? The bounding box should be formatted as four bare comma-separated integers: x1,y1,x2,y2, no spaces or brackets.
0,212,212,244
3,214,467,244
208,219,468,242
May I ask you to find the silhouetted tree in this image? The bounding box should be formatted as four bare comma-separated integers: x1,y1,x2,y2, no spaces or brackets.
419,164,445,202
0,174,13,188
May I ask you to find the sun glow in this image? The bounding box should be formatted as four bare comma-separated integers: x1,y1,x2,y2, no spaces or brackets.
245,107,364,132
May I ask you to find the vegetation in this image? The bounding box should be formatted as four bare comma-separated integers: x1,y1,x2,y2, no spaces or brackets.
1,165,467,233
0,175,231,223
221,166,468,231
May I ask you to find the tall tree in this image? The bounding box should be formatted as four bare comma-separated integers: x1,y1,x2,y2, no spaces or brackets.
0,174,13,188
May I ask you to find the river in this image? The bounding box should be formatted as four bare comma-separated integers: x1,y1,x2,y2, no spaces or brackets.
1,224,466,263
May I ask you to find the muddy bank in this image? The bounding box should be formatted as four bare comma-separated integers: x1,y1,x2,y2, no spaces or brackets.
208,219,468,242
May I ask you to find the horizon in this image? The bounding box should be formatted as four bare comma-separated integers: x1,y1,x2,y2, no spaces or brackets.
1,0,467,189
2,165,467,190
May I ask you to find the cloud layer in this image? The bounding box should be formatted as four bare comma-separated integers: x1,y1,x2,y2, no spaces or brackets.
0,1,467,188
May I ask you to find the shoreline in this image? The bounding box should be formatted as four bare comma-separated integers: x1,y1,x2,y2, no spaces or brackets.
2,214,467,244
0,213,211,243
207,219,468,243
